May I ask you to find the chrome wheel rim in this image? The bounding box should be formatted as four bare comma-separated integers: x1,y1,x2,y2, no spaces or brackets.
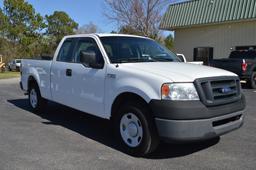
120,113,143,147
30,89,38,108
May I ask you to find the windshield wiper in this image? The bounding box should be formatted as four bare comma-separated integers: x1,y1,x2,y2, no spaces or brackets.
150,57,174,62
112,56,174,63
113,58,155,63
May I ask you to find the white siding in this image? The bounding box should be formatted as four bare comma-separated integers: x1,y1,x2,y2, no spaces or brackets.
174,21,256,61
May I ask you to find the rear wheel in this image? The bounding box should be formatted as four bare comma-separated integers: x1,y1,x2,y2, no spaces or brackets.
249,72,256,89
114,101,159,156
28,83,47,113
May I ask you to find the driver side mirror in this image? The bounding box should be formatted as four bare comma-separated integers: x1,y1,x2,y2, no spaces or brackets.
176,54,186,62
79,51,104,69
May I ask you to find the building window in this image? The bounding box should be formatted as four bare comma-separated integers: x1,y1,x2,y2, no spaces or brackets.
193,47,213,65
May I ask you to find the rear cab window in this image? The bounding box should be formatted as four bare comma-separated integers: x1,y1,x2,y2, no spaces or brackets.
57,38,75,62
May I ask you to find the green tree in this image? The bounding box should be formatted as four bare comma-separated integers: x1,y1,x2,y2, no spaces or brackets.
0,9,7,33
164,34,174,50
0,1,80,60
46,11,78,45
3,0,45,42
1,0,46,59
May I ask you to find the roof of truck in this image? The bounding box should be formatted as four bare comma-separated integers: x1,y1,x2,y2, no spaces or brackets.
96,33,148,38
64,33,150,39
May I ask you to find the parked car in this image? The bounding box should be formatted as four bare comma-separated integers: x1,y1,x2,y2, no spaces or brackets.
177,53,203,65
9,59,21,71
20,34,245,156
210,50,256,89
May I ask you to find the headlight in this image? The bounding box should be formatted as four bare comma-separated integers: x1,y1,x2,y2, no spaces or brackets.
161,83,199,101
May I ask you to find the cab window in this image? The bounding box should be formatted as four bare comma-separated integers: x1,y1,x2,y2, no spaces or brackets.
57,39,74,62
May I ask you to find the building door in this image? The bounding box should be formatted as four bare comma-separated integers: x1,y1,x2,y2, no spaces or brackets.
193,47,213,65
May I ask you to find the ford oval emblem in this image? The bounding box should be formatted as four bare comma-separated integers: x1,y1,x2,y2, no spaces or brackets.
220,87,232,94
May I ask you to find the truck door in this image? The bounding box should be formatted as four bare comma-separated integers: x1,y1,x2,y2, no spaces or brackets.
51,37,106,117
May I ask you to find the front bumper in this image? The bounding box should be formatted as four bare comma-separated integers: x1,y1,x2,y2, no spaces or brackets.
155,111,243,142
150,96,245,142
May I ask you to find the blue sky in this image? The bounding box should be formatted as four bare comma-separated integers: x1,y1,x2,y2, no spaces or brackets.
0,0,116,32
0,0,186,34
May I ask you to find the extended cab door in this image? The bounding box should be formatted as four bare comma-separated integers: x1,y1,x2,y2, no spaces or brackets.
50,37,106,118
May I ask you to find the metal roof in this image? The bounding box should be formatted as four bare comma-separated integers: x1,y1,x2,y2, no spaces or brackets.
160,0,256,30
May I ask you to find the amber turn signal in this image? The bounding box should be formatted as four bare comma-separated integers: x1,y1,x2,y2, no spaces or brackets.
161,84,170,97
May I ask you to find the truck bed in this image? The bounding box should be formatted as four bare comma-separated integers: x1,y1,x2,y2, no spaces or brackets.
21,59,52,100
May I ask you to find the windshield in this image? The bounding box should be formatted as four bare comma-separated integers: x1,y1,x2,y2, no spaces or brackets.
16,60,21,63
100,36,180,63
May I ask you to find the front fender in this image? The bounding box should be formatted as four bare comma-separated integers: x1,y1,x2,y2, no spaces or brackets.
104,77,161,119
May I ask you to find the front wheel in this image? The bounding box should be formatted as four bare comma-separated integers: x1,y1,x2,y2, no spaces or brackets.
28,83,47,113
114,102,159,156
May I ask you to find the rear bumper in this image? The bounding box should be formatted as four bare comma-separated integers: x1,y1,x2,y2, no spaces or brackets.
240,75,250,80
155,110,244,142
239,71,252,80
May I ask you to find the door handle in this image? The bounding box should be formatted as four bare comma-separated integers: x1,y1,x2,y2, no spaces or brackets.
66,69,72,77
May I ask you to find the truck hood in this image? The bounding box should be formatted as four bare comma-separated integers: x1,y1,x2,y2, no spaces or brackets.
122,62,237,82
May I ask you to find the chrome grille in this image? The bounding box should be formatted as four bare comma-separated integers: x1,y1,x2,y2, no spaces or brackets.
194,77,241,106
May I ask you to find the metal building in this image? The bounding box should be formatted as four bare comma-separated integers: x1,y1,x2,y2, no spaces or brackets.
160,0,256,63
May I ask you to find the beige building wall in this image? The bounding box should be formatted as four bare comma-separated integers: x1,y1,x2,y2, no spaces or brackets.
174,21,256,61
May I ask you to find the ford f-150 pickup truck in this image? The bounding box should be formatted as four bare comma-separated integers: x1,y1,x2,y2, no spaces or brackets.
20,34,245,156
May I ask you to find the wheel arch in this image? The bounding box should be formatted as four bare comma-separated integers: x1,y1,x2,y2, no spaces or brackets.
111,92,151,120
27,75,39,90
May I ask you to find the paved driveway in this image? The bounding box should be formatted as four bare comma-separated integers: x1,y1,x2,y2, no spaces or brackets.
0,78,255,170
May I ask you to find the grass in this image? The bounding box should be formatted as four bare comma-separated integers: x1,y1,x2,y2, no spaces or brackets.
0,71,20,79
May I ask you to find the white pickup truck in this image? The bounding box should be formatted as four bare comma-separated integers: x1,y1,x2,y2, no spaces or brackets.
20,34,245,156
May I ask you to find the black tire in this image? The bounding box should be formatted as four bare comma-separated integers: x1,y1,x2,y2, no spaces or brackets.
248,72,256,89
28,83,47,113
114,101,159,156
